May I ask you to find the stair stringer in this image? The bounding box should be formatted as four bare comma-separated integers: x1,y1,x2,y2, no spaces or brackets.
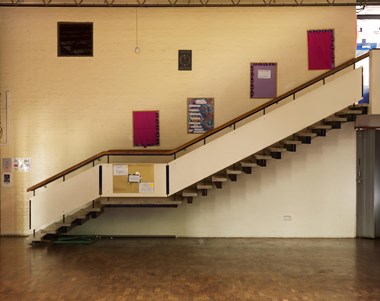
168,67,363,195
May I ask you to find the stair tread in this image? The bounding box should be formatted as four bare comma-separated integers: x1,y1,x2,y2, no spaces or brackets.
40,224,61,234
254,155,272,160
297,132,317,137
338,109,363,115
239,161,258,167
325,116,347,122
28,231,49,243
182,190,198,197
211,175,228,182
350,103,369,108
311,125,332,130
283,140,302,145
268,147,287,152
226,168,242,175
197,183,213,189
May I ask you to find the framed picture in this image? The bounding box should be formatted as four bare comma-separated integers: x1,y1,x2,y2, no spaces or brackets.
187,98,214,134
179,50,192,71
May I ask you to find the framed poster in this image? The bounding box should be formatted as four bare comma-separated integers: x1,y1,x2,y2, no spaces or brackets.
187,98,214,134
250,63,277,99
179,50,192,71
133,111,159,147
307,29,335,70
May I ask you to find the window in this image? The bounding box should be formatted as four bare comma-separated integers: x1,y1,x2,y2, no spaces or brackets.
58,22,93,57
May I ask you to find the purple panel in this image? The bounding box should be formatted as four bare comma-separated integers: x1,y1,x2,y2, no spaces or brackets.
250,63,277,99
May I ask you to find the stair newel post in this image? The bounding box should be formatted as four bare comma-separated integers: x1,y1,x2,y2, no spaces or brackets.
29,200,32,230
99,165,103,196
165,165,170,196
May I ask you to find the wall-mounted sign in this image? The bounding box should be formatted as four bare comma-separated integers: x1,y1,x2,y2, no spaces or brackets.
13,158,31,172
2,173,11,186
113,164,128,176
2,158,12,173
187,97,214,134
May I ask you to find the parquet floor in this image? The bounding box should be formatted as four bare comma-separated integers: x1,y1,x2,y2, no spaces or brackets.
0,237,380,301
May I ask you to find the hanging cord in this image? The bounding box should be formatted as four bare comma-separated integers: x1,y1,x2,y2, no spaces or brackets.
135,7,140,54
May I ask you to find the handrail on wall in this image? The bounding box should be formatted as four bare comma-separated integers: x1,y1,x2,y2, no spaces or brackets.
27,51,370,193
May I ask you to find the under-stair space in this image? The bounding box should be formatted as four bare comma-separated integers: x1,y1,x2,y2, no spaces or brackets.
27,56,366,245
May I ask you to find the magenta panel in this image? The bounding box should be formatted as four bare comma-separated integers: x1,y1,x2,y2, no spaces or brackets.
307,29,335,70
133,111,159,147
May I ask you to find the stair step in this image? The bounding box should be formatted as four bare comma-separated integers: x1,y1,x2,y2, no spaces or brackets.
310,125,332,130
211,175,228,182
338,109,363,115
28,231,50,244
268,147,287,152
253,155,272,160
226,168,242,175
296,132,317,138
350,103,369,108
283,140,302,145
197,182,213,190
325,116,348,122
40,224,61,235
239,161,258,167
182,190,198,197
268,147,287,159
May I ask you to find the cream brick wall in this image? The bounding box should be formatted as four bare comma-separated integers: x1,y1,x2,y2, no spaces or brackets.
0,7,356,235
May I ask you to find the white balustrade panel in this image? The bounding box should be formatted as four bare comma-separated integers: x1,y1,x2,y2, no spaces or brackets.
168,68,363,194
30,165,100,230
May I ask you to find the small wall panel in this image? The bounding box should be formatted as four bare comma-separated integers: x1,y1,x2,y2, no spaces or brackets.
133,111,159,147
307,29,335,70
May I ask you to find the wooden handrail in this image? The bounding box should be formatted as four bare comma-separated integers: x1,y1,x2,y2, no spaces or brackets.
27,51,369,192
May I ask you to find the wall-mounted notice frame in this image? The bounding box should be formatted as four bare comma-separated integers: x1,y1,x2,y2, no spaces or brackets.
2,173,11,187
307,29,335,70
133,111,159,147
113,164,154,194
179,50,192,71
187,98,214,134
250,63,277,99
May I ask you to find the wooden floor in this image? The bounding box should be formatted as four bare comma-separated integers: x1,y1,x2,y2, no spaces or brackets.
0,237,380,301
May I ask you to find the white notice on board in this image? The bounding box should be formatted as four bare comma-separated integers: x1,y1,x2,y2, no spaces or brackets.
257,69,271,79
139,182,154,193
113,164,128,176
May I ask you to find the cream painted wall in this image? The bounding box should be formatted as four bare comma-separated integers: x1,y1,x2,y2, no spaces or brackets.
71,123,356,238
0,7,356,235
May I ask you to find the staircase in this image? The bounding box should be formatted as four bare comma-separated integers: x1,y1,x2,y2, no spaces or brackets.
27,54,368,245
179,104,368,203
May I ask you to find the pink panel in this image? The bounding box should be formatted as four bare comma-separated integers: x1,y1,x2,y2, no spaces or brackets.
307,30,335,70
133,111,159,147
